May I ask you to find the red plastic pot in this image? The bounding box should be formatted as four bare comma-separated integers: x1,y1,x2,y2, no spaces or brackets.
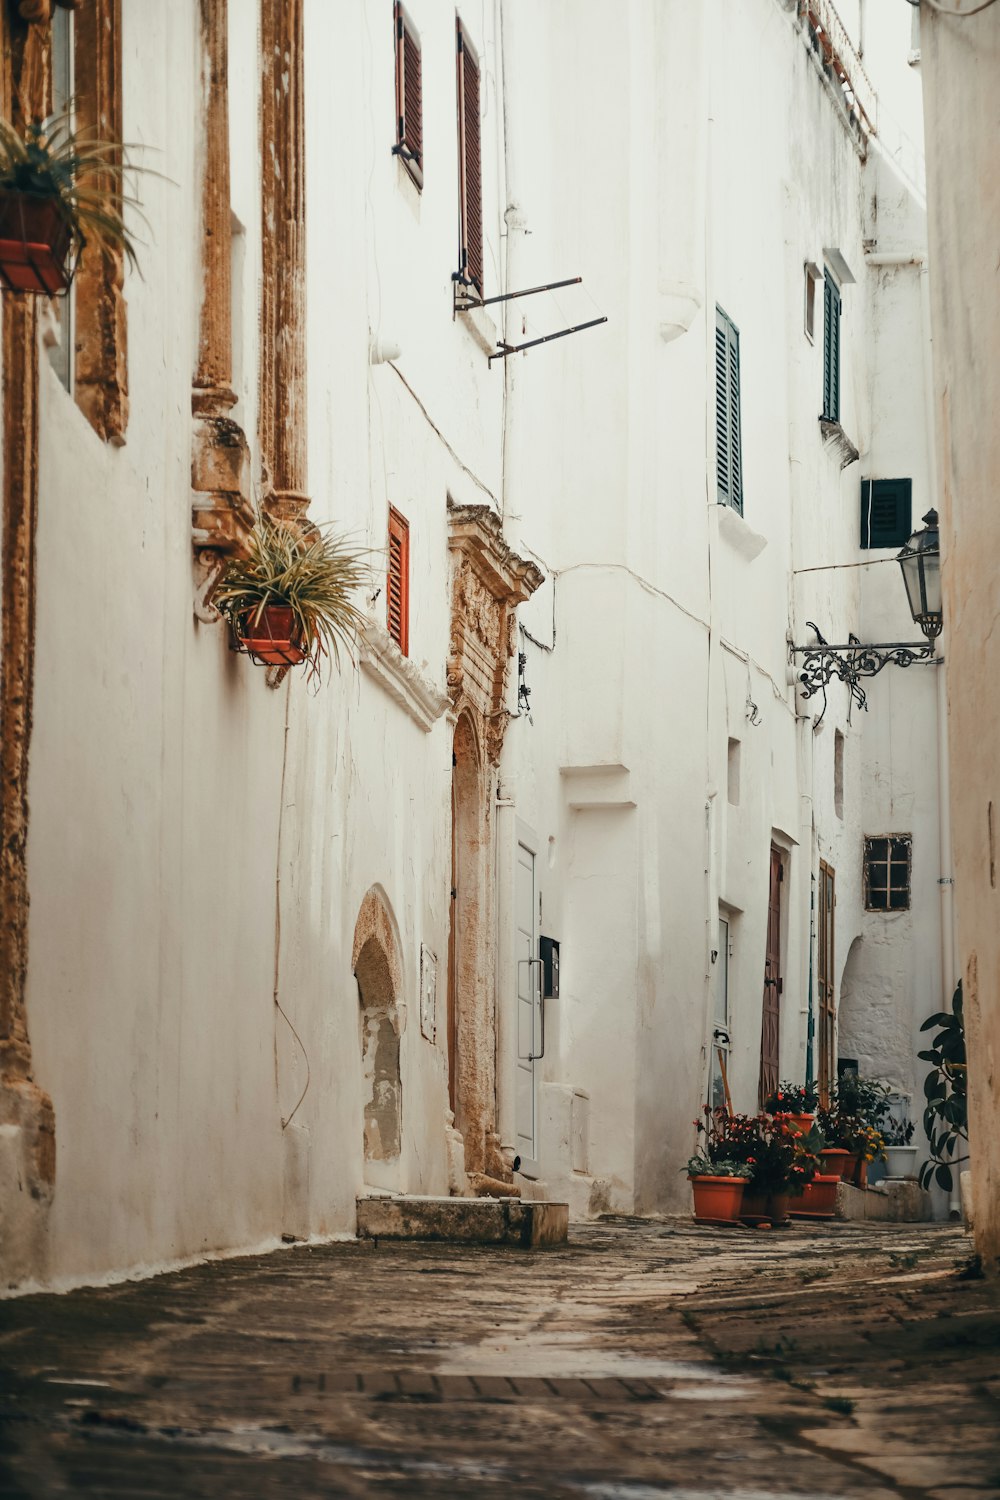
791,1173,840,1217
820,1147,854,1181
238,605,307,667
689,1175,747,1222
0,191,74,296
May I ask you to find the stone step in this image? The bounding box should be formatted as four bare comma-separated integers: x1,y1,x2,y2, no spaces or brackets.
356,1194,569,1247
835,1178,933,1222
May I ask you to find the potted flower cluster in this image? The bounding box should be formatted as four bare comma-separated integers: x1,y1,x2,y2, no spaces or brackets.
0,109,144,296
214,517,369,675
816,1076,889,1187
764,1081,819,1138
688,1109,818,1227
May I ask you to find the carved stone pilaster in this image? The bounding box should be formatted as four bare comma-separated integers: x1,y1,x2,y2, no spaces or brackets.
259,0,309,524
0,0,57,1285
191,0,253,573
447,501,543,766
73,0,129,446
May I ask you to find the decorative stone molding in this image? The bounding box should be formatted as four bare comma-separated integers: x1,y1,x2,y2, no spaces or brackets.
191,0,253,576
447,501,543,766
0,2,57,1284
73,0,129,446
820,417,860,469
259,0,309,526
359,622,450,733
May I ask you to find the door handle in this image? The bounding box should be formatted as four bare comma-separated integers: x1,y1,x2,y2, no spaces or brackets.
517,957,545,1061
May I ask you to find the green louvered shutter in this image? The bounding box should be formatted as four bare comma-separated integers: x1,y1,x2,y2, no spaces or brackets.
823,270,841,422
860,478,912,549
716,306,743,514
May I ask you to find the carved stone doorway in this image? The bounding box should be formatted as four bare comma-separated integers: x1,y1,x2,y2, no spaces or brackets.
445,503,542,1192
352,887,404,1190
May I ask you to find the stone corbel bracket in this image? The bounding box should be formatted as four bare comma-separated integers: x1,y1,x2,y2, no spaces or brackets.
191,400,255,622
447,501,544,766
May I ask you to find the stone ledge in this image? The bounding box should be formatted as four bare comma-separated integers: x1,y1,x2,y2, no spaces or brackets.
356,1195,569,1248
358,624,450,733
835,1179,932,1222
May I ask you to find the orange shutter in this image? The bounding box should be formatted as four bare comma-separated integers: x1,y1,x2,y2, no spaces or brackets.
387,508,410,656
456,18,483,295
394,3,423,188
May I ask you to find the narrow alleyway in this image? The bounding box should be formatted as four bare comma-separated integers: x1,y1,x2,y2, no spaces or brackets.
1,1219,998,1498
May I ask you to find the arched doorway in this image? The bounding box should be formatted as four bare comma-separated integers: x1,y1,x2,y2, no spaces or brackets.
352,887,404,1186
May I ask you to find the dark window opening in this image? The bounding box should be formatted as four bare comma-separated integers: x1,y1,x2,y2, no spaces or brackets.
864,835,912,912
861,477,912,549
387,507,410,656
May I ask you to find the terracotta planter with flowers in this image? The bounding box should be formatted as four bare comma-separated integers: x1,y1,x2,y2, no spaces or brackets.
820,1147,854,1180
791,1172,840,1218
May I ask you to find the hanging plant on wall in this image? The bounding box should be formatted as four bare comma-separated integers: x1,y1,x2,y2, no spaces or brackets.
214,517,370,676
0,108,146,295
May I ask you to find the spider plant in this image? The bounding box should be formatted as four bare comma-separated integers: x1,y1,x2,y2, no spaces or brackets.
0,107,149,269
214,518,370,672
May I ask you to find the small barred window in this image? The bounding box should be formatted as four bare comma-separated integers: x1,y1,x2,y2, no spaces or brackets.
864,835,912,912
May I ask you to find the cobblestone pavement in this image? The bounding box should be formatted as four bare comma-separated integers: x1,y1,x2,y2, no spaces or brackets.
1,1218,998,1498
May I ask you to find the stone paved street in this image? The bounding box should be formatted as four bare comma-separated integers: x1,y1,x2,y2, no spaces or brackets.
1,1218,998,1498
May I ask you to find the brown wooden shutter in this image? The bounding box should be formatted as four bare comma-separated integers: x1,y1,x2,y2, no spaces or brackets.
394,3,423,188
456,18,483,296
387,507,410,656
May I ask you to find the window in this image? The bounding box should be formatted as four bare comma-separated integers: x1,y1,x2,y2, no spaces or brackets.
456,17,483,296
822,268,841,421
46,4,74,392
715,306,743,513
864,835,912,912
393,3,423,189
804,261,821,343
710,916,731,1112
818,861,836,1098
387,507,410,655
861,478,912,549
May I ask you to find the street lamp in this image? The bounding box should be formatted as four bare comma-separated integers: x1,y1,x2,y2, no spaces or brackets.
791,507,942,718
897,509,943,642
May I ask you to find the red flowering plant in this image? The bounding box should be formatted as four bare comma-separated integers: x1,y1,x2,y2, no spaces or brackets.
748,1112,819,1197
763,1081,820,1115
692,1109,759,1177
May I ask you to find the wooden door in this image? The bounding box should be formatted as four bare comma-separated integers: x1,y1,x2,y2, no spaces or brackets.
818,860,836,1102
758,846,783,1107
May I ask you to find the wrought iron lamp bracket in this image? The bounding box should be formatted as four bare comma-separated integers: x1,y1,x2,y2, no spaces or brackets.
790,633,937,718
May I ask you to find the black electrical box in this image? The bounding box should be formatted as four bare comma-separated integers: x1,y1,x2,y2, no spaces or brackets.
539,936,560,999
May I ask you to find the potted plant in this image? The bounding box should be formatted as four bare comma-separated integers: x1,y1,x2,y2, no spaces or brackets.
764,1081,819,1136
685,1155,749,1223
214,518,369,674
817,1077,890,1186
0,110,145,296
732,1113,818,1226
883,1115,917,1180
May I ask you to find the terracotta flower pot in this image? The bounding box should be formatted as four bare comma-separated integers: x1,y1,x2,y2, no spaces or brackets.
791,1173,840,1217
238,604,307,667
820,1147,854,1181
768,1192,790,1226
788,1113,815,1137
853,1156,868,1189
0,190,74,296
689,1175,747,1222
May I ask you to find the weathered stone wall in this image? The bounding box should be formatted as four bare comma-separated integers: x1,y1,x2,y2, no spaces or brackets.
920,6,1000,1267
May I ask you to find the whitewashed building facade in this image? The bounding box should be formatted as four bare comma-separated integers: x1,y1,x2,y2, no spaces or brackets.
0,0,952,1292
